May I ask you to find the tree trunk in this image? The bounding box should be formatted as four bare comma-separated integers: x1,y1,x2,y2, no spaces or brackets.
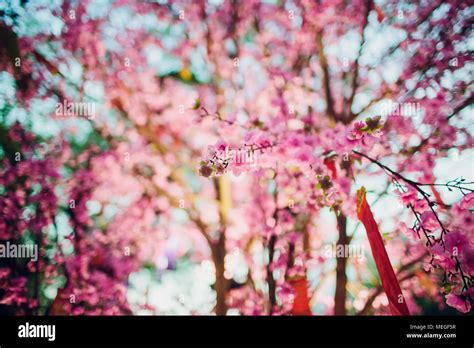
211,234,228,316
334,212,348,315
212,177,231,315
267,234,277,314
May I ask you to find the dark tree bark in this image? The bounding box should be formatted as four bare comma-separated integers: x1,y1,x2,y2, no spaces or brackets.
267,234,277,314
334,212,348,315
211,233,228,316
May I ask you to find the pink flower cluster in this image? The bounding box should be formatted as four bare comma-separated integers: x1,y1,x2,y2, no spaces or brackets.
0,123,59,314
396,188,474,313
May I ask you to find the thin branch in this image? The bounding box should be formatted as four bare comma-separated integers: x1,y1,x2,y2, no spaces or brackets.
346,0,372,123
316,30,337,121
368,0,443,69
353,150,472,293
357,252,427,315
447,96,474,120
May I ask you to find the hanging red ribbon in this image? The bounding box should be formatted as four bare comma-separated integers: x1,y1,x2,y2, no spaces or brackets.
357,187,410,315
288,275,312,315
431,186,445,207
323,158,338,180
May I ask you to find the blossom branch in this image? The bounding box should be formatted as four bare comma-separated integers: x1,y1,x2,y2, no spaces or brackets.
353,150,473,294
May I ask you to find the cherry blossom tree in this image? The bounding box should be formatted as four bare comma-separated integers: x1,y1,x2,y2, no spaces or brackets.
0,0,472,316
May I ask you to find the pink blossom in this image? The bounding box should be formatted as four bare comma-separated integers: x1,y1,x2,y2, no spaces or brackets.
459,193,474,210
445,231,469,256
399,189,418,206
446,293,471,313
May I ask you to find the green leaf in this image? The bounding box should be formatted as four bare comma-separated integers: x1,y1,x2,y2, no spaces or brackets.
192,98,201,110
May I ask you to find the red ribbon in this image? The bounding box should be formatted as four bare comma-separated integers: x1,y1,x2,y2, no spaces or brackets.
289,276,312,315
323,158,338,180
357,187,410,315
